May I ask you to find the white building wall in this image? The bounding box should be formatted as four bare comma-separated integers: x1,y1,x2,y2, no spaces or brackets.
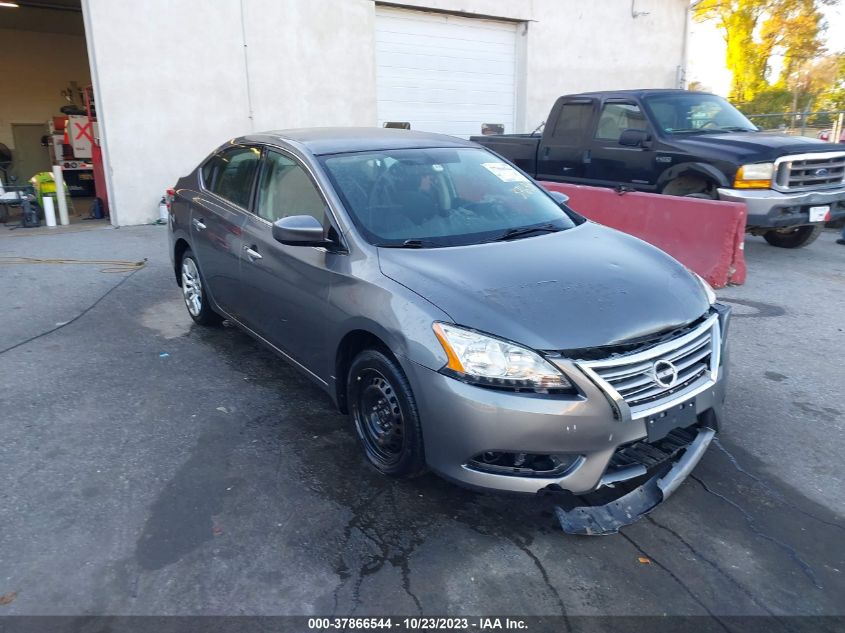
524,0,688,128
83,0,688,226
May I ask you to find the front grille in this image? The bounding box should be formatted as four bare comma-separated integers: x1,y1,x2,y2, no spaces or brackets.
775,152,845,191
577,314,719,416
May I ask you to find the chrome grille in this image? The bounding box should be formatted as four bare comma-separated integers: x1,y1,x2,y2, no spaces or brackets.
775,152,845,191
577,315,720,418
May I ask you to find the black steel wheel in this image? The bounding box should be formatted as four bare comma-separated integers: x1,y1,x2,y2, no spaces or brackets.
762,225,822,249
347,349,426,477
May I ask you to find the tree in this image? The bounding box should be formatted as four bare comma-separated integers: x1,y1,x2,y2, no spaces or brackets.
818,53,845,110
693,0,838,104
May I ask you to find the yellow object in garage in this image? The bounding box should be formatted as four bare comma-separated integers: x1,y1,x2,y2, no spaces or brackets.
30,172,73,213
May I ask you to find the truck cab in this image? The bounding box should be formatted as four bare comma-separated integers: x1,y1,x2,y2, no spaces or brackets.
473,89,845,248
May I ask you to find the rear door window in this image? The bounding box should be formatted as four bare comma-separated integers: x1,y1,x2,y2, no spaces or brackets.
205,146,261,209
550,101,594,142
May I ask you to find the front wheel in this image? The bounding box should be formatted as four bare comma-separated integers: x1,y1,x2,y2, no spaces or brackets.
347,349,427,478
762,225,822,249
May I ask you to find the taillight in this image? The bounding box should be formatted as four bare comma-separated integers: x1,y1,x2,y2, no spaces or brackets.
166,188,176,208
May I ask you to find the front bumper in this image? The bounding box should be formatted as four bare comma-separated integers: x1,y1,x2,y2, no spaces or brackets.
717,185,845,229
401,309,730,495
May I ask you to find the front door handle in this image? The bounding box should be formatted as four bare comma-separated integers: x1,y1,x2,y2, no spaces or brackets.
244,245,262,261
192,218,207,231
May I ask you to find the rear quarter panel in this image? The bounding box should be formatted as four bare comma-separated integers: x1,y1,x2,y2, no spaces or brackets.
168,170,200,279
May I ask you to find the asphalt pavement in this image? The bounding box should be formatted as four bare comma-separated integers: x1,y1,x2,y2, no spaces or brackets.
0,222,843,627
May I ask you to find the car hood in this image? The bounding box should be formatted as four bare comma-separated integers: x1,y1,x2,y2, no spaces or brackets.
672,132,845,163
377,223,710,352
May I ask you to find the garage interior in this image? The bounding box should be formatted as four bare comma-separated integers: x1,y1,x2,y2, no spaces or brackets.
0,0,107,228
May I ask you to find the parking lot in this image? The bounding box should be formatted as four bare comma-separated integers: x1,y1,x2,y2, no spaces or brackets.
1,224,843,624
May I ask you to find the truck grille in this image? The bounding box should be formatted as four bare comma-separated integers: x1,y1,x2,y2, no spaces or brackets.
774,152,845,191
577,314,720,418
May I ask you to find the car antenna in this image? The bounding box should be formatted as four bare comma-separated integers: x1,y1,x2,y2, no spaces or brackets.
530,121,545,136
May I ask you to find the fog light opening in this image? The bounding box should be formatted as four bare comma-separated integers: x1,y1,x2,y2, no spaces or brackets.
467,451,578,477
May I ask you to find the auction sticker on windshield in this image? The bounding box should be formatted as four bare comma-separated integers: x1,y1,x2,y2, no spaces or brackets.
482,162,529,183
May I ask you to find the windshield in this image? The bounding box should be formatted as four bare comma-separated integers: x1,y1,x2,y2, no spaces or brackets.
643,94,757,134
319,148,578,247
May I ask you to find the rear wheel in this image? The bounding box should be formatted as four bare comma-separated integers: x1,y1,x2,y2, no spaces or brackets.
762,225,822,249
180,249,222,325
347,349,426,477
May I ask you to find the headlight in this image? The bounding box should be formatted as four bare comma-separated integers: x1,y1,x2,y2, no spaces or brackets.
694,272,716,305
733,163,773,189
432,323,573,392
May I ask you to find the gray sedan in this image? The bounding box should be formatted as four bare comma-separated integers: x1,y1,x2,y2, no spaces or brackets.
168,128,730,531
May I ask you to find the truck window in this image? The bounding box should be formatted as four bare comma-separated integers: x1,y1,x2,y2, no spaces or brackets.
595,102,648,141
550,102,593,141
642,94,756,134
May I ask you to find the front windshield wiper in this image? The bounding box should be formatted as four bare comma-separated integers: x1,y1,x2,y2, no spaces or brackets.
668,128,723,135
379,239,432,249
488,223,561,242
718,126,758,132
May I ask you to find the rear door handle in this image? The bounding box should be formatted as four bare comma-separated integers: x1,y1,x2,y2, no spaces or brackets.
192,218,207,231
244,245,262,261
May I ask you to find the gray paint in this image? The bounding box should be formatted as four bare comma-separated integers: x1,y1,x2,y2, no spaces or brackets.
169,128,724,495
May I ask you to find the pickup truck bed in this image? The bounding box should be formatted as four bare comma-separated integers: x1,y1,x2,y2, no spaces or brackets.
474,134,540,174
472,89,845,249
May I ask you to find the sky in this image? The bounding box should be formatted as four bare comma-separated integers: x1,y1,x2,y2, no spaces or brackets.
687,3,845,97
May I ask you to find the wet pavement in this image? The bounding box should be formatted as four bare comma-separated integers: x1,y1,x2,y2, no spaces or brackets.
0,224,843,624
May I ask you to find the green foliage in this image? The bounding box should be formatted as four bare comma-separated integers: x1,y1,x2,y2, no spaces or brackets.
694,0,840,110
741,88,794,114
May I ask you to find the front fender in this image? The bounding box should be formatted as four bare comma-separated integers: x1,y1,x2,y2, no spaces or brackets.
326,275,453,409
657,162,731,191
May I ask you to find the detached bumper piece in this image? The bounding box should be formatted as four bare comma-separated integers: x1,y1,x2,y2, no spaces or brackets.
554,427,715,535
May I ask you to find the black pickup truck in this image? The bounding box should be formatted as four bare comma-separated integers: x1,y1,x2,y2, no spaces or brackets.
472,89,845,248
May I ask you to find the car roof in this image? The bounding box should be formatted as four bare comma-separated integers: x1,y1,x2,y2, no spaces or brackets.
563,88,716,99
242,127,478,156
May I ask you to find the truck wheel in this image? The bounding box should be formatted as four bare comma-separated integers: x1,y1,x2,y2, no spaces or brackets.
762,225,822,249
662,176,716,199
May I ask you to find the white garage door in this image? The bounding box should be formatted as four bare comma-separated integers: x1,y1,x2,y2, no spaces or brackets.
375,7,519,138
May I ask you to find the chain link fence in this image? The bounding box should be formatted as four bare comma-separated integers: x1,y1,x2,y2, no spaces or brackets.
742,110,845,142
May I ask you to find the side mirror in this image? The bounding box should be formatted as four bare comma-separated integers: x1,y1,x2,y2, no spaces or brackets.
619,129,651,148
272,215,326,246
548,190,570,206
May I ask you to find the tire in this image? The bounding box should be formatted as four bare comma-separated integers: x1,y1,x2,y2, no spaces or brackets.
762,224,822,249
179,249,223,325
347,349,427,478
661,176,716,199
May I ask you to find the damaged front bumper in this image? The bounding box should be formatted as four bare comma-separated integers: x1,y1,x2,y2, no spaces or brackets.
555,427,715,535
402,308,728,498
